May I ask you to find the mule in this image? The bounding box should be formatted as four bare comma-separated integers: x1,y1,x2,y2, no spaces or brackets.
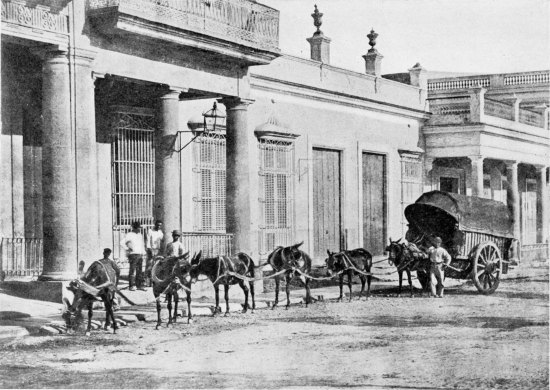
151,252,193,329
190,251,256,316
267,242,313,309
325,248,373,302
385,238,429,297
63,260,118,336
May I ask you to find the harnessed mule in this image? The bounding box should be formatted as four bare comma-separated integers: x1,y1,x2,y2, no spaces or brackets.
385,238,429,297
151,252,194,329
63,260,118,336
325,248,373,302
190,251,256,316
267,242,313,309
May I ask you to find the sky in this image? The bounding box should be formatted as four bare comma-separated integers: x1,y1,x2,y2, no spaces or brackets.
261,0,550,75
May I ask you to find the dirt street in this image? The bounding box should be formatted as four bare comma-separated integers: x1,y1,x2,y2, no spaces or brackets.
0,274,548,389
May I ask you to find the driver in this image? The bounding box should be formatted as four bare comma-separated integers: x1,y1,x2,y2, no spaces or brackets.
428,237,451,298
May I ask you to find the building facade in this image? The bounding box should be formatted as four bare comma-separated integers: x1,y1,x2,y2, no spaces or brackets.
1,0,547,285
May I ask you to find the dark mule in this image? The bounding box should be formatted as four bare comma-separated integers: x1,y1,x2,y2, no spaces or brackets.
151,252,193,329
325,248,373,302
190,251,256,316
385,238,429,297
267,242,313,309
63,260,118,336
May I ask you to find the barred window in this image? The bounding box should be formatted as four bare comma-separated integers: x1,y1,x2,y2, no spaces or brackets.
258,139,294,255
399,153,423,235
111,109,156,228
193,132,226,232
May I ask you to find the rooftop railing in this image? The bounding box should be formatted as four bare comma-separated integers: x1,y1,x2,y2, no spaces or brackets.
428,70,550,91
88,0,279,52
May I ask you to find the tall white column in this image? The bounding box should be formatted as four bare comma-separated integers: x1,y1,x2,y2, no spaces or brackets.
423,156,435,193
535,165,549,244
505,161,521,242
469,155,485,197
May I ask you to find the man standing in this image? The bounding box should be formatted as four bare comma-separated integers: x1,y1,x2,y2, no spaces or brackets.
121,221,146,291
165,230,185,258
146,220,165,287
428,236,452,298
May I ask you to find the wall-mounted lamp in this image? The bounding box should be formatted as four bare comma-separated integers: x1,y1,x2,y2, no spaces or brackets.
172,102,226,153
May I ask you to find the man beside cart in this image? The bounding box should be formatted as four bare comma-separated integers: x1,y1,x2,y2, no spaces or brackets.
428,236,452,298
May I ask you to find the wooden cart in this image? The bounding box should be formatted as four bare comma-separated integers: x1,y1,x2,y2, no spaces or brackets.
404,191,516,294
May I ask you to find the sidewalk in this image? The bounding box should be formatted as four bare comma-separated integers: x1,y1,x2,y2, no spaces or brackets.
0,263,547,341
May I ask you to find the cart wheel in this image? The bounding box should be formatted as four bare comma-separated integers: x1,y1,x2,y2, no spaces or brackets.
471,241,502,294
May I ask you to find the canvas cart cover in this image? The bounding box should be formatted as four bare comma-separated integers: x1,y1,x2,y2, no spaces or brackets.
404,191,514,239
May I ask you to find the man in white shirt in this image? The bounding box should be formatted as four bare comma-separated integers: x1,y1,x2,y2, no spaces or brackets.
145,220,165,287
165,230,185,258
121,221,146,291
428,236,452,298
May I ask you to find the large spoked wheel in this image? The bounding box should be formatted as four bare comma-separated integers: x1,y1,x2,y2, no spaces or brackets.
471,241,502,294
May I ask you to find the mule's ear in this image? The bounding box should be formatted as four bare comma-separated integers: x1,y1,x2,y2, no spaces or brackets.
389,237,392,243
294,241,304,249
183,251,190,260
191,251,201,265
326,249,331,256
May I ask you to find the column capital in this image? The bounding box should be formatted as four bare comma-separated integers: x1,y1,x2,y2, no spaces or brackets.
161,87,187,100
503,160,519,169
219,97,255,110
533,164,549,172
468,155,485,163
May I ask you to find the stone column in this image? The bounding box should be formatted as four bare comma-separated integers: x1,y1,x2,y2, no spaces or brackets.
74,49,100,263
535,165,548,243
513,98,522,123
40,50,77,281
505,161,521,243
155,88,184,233
221,97,255,255
469,155,485,197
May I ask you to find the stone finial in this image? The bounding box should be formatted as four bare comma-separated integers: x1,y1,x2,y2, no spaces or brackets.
367,28,378,53
312,5,323,35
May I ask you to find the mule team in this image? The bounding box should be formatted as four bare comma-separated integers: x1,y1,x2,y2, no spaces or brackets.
64,235,445,335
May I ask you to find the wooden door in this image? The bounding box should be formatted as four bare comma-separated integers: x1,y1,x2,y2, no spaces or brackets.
313,148,342,258
363,152,386,255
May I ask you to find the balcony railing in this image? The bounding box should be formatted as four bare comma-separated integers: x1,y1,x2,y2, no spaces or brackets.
88,0,279,52
485,98,514,121
0,238,43,279
180,232,233,257
519,108,544,128
428,70,550,91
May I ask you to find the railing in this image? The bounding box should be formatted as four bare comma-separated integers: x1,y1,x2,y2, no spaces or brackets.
504,71,550,86
88,0,279,52
519,108,544,128
0,238,43,279
180,232,233,257
428,77,490,91
258,227,293,258
1,0,69,35
520,243,549,263
485,98,514,121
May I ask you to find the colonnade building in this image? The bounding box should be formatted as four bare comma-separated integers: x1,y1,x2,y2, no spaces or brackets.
1,1,548,287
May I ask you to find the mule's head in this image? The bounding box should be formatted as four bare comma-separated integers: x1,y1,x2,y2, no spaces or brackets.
62,280,85,332
286,242,304,265
385,237,403,263
189,251,202,282
174,252,193,286
325,250,344,276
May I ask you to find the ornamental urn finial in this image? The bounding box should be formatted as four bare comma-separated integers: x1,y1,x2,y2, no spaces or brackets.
367,28,378,52
312,4,323,35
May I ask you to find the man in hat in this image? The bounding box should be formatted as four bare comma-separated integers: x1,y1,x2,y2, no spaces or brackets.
428,236,452,298
99,248,121,311
121,221,146,291
165,230,185,258
145,220,165,287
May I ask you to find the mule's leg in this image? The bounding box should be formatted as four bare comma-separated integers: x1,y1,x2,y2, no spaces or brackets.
249,280,256,312
104,296,117,334
223,283,230,316
338,274,344,302
397,270,403,297
238,280,249,313
173,291,179,323
86,301,93,336
407,270,414,297
213,284,220,316
304,277,312,307
285,274,292,309
347,270,353,302
167,292,173,326
366,274,372,299
272,277,280,310
186,291,193,324
155,295,162,330
359,275,366,299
